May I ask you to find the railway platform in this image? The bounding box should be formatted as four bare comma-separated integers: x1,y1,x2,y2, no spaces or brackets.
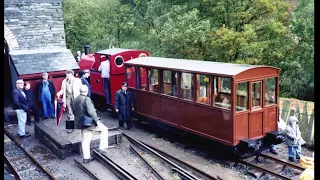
4,107,122,160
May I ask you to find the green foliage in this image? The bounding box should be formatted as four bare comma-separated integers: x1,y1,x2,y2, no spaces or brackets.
279,0,314,101
62,0,314,101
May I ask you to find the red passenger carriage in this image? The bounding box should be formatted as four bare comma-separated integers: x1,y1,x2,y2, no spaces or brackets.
123,56,285,156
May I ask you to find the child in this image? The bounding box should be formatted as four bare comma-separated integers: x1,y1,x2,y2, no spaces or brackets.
285,116,306,162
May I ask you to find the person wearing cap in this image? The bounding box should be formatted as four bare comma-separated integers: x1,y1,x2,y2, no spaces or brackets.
35,72,56,119
57,69,83,133
114,82,134,130
98,57,111,105
73,85,110,163
12,79,31,138
81,69,91,98
285,116,306,162
24,82,40,124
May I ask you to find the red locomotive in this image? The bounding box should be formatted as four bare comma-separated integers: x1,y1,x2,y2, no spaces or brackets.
79,48,285,157
78,48,149,107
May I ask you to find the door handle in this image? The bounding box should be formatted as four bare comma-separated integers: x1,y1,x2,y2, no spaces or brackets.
96,79,99,83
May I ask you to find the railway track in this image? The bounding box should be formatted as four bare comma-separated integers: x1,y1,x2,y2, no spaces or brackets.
121,131,224,180
236,152,305,180
74,130,224,180
4,128,56,180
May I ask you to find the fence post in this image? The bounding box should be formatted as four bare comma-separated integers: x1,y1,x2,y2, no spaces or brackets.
304,109,314,147
300,102,309,140
295,100,301,122
289,108,295,116
281,100,291,123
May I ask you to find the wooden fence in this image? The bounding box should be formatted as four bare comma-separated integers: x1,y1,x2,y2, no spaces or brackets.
279,98,314,148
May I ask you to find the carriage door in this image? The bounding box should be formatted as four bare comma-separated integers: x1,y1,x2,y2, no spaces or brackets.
249,81,264,139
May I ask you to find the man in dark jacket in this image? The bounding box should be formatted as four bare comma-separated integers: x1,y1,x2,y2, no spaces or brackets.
35,72,56,119
12,79,31,138
114,82,134,130
24,82,40,124
81,69,91,98
73,85,109,164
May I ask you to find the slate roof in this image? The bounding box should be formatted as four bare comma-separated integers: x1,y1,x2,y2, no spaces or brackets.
10,48,79,75
125,57,275,77
4,0,66,50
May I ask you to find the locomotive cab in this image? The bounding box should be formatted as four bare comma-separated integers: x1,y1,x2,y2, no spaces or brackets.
78,48,150,108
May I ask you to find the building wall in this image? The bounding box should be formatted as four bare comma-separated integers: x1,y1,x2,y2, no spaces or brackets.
4,0,66,50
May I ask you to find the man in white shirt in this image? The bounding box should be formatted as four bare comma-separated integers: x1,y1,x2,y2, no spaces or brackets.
98,58,111,104
57,70,83,133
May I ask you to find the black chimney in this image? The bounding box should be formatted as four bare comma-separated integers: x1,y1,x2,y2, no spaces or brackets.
84,44,90,55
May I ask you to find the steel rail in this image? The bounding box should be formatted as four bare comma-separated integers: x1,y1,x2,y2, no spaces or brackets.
4,154,22,180
92,149,138,180
257,153,305,171
140,139,221,180
4,129,57,180
74,159,101,180
236,159,292,180
121,132,201,180
129,145,166,180
171,167,198,180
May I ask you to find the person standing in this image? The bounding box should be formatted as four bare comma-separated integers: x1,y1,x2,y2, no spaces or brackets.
73,85,110,163
98,57,111,104
12,79,31,138
24,82,40,124
81,69,91,98
75,50,81,62
35,72,56,119
114,82,134,130
57,69,82,133
285,116,305,162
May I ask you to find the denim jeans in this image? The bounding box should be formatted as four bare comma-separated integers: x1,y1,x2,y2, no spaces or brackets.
15,109,27,136
103,78,111,104
288,145,301,159
41,96,54,118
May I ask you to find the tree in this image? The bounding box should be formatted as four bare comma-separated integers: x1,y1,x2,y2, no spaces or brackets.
279,0,314,101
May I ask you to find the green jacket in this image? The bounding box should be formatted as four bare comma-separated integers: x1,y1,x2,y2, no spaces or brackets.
72,94,99,129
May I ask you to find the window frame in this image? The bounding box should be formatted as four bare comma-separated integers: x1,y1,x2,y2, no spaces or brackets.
264,77,277,107
235,81,249,112
251,81,263,110
146,68,159,94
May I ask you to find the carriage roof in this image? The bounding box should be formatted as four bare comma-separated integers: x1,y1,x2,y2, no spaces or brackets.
124,57,278,77
96,48,142,56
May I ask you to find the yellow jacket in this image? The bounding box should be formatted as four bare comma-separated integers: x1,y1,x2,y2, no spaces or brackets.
299,155,314,180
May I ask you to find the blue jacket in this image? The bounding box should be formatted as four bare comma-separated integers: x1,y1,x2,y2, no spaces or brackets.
12,88,29,111
81,76,91,97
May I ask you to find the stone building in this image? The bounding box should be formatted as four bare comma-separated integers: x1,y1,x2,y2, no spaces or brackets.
4,0,79,105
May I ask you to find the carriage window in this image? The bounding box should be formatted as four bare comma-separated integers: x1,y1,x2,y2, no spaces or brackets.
236,82,249,111
214,77,231,109
147,69,159,93
162,70,178,97
138,67,147,90
196,74,210,105
252,82,262,108
126,66,136,88
180,72,194,101
265,77,277,105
